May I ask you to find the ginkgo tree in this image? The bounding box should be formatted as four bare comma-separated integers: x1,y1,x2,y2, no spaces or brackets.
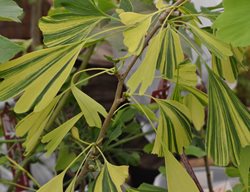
0,0,250,192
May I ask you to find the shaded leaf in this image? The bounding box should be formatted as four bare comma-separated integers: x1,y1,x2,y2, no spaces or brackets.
187,23,232,60
127,183,166,192
42,113,82,156
213,0,250,47
16,96,60,155
0,43,83,113
0,0,23,22
185,145,206,158
119,12,152,55
71,85,107,128
164,149,199,192
97,0,116,12
94,160,128,192
239,146,250,191
0,35,23,63
120,0,133,12
127,29,164,94
207,69,250,166
152,99,192,155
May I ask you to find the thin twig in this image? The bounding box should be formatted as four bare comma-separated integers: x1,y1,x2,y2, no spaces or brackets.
204,156,214,192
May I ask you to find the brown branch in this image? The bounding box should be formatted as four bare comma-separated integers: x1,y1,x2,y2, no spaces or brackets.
204,156,214,192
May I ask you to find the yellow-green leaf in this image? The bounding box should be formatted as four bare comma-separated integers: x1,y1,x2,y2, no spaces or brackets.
42,113,82,156
71,85,107,128
119,12,152,55
239,146,250,192
164,149,199,192
188,23,232,60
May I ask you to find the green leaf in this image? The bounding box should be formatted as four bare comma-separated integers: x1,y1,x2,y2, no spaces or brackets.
16,96,60,155
155,0,167,10
71,85,107,128
119,12,152,55
185,145,206,158
213,0,250,47
157,27,184,79
119,0,133,12
164,149,199,192
239,146,250,192
184,94,205,131
94,160,129,192
207,69,250,166
127,29,164,94
0,43,83,113
127,183,166,192
187,23,232,60
37,171,65,192
0,0,23,22
96,0,116,12
152,100,192,155
39,12,104,47
0,35,23,63
42,113,82,156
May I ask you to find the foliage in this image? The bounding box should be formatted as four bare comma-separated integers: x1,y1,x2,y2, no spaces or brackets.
0,0,250,191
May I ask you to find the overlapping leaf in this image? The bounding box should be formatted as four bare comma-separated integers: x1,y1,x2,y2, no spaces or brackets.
0,35,23,63
152,99,192,155
71,85,107,128
94,160,128,192
119,12,152,55
39,12,105,47
213,0,250,47
127,29,164,94
0,0,23,22
0,42,83,113
187,23,232,60
16,96,61,155
42,113,83,156
157,27,184,79
207,69,250,166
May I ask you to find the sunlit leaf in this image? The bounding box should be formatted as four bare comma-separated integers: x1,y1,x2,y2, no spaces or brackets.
184,94,205,131
16,96,61,155
0,42,83,113
42,113,82,156
207,69,250,166
0,0,23,22
94,160,128,192
39,12,104,47
155,0,167,10
127,29,164,94
213,0,250,47
187,23,232,60
119,12,152,55
71,85,107,128
152,99,192,155
0,35,23,63
164,149,199,192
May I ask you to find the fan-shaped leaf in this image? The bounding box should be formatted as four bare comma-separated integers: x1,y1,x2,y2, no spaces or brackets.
0,0,23,22
71,85,107,128
0,42,83,113
152,99,192,155
207,69,250,166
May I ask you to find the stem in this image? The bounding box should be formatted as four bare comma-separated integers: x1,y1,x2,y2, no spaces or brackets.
180,152,204,192
204,156,214,192
76,0,187,188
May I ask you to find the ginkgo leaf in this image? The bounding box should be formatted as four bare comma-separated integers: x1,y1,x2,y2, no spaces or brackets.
184,94,205,131
127,29,164,94
15,96,61,155
157,27,184,79
173,62,197,86
94,160,128,192
0,35,23,63
213,0,250,47
0,42,83,113
0,0,23,22
207,69,250,166
42,113,82,156
212,54,239,83
164,149,199,192
37,171,66,192
155,0,167,10
71,85,107,128
119,0,133,12
187,23,232,60
239,146,250,191
127,183,166,192
65,176,77,192
97,0,116,12
152,99,192,155
119,12,152,55
39,12,105,47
